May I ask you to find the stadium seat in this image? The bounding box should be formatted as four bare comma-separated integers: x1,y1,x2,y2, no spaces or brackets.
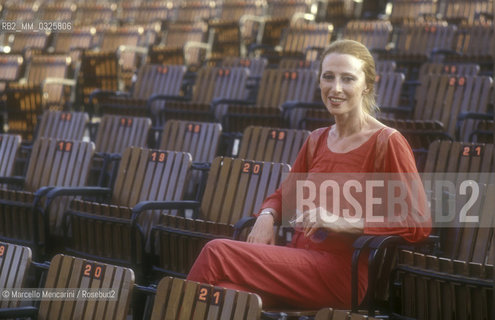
140,157,289,278
0,138,94,260
47,147,191,281
0,253,134,320
149,276,262,320
0,242,32,310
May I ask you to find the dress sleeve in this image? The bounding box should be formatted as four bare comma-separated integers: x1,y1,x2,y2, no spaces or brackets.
258,128,327,223
363,132,432,242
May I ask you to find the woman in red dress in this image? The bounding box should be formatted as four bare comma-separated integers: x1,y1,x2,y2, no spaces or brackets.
187,40,431,309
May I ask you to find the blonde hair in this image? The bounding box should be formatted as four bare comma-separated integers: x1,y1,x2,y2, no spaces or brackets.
318,39,378,114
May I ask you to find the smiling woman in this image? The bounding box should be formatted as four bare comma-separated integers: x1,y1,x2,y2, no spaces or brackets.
319,40,378,115
318,40,386,154
186,39,431,310
320,53,368,116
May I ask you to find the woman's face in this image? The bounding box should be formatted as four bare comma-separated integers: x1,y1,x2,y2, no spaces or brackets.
319,53,368,116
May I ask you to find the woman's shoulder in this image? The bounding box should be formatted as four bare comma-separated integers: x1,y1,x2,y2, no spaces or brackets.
307,126,331,145
375,123,414,158
370,119,412,155
371,118,400,142
305,127,331,159
309,126,331,138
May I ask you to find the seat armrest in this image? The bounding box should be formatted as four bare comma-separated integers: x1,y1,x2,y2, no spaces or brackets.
395,264,493,287
0,306,38,318
146,93,190,105
457,112,492,121
45,186,112,212
0,176,25,187
305,45,325,54
370,48,388,55
131,200,201,218
184,41,210,51
211,98,256,108
352,234,435,314
93,152,122,160
34,186,56,200
430,48,460,56
353,235,378,250
368,235,408,250
400,129,453,141
45,186,112,202
233,216,257,240
351,235,378,311
69,45,95,52
403,80,421,87
88,89,130,107
117,45,148,56
134,283,157,296
378,106,413,115
191,162,211,171
42,77,76,86
248,43,277,55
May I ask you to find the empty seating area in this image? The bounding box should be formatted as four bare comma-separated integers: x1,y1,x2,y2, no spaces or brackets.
0,0,494,319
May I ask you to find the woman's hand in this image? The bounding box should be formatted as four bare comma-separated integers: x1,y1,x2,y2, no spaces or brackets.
247,214,275,244
301,207,364,237
301,207,330,238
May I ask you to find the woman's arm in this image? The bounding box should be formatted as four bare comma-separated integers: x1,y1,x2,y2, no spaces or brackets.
300,206,364,238
247,208,278,244
300,131,431,240
258,128,328,223
364,132,431,242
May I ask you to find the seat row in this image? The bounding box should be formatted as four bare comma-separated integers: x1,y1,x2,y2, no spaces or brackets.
2,56,493,174
2,134,495,318
0,136,389,318
389,0,492,26
2,111,309,170
0,242,383,319
0,245,262,320
2,17,491,69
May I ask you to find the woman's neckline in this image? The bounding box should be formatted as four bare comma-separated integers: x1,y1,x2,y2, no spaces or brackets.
326,126,386,154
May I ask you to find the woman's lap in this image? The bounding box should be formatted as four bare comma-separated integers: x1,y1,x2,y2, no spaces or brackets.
187,238,356,309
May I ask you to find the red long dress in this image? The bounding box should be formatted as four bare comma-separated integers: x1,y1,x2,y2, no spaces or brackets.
187,126,431,309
